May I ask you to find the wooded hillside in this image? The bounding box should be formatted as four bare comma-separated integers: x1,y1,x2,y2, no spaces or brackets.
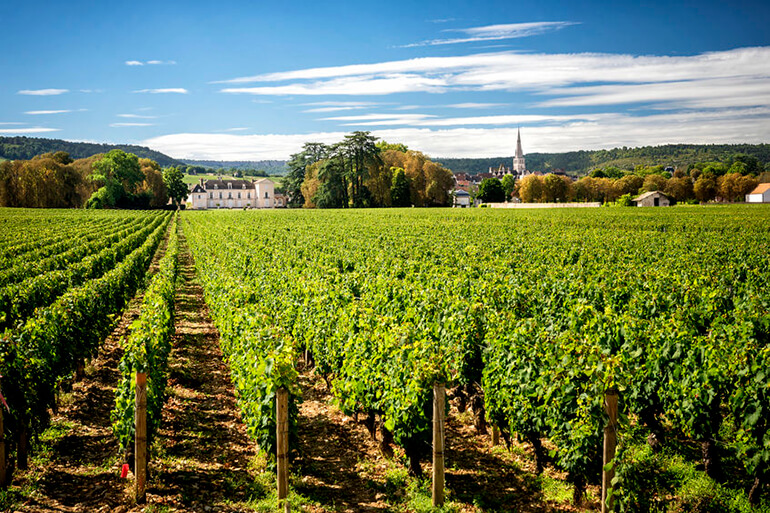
0,136,182,168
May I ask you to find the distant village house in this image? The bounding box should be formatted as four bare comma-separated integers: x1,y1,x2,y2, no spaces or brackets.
633,191,671,207
745,183,770,203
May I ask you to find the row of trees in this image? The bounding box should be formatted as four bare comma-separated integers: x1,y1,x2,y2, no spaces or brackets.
285,132,454,208
471,158,764,205
0,150,188,209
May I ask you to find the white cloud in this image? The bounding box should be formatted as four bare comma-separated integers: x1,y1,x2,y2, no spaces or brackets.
214,47,770,111
126,60,176,66
0,122,24,125
80,89,104,93
17,89,68,96
110,122,155,127
117,113,159,119
322,112,600,127
222,74,448,96
143,107,770,160
133,88,188,94
24,109,87,115
0,127,61,134
446,103,506,108
403,21,578,47
223,127,250,132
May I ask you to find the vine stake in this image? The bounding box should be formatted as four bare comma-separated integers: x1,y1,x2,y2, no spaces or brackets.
433,382,445,507
602,389,619,513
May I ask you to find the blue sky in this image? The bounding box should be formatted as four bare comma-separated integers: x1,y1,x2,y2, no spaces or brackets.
1,0,769,160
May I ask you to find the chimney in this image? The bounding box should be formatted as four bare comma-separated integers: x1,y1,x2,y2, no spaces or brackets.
199,178,204,186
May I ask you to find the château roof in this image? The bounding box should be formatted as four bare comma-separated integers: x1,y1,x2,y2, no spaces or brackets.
204,179,256,189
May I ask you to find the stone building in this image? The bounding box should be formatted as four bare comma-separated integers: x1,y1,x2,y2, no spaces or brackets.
189,177,275,209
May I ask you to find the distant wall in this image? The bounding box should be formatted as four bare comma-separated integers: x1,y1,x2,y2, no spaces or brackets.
485,202,602,209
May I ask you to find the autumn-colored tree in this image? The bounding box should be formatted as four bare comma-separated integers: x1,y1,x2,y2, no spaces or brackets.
301,161,322,208
694,176,718,202
139,158,168,208
542,174,572,202
613,175,644,197
718,172,759,202
519,175,544,203
642,174,668,193
664,176,694,203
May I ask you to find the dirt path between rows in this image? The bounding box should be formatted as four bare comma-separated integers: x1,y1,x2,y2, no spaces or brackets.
142,230,257,511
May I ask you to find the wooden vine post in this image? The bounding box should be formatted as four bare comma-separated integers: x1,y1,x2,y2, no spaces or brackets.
602,389,619,513
491,425,500,447
276,387,289,508
432,382,445,507
135,372,147,503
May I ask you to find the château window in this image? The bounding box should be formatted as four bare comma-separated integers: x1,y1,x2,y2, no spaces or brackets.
264,191,269,198
209,192,213,199
228,192,232,199
238,192,241,199
219,192,222,199
247,192,251,199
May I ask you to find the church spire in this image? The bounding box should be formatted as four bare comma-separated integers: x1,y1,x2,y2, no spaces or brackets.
513,127,526,173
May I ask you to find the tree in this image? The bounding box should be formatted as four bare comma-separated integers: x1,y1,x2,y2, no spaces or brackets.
88,150,143,208
342,131,381,207
139,158,168,208
519,175,544,203
164,166,188,207
390,167,411,207
286,142,330,207
501,174,516,200
718,172,758,202
642,174,668,193
314,158,347,208
694,176,718,202
542,174,570,202
477,178,505,203
376,141,408,153
664,176,694,203
614,175,643,197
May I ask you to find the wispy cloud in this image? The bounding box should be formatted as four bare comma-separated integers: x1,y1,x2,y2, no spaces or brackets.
110,122,155,127
133,88,188,94
117,113,159,119
126,60,176,66
402,21,578,47
427,18,456,24
0,127,61,134
223,127,250,132
25,109,87,115
80,89,104,93
0,122,24,125
17,88,68,96
215,47,770,112
302,101,380,113
446,103,506,109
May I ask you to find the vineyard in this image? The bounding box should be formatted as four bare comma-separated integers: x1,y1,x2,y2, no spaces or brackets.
0,205,769,512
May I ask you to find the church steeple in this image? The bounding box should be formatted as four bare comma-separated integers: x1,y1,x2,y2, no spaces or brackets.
513,127,526,173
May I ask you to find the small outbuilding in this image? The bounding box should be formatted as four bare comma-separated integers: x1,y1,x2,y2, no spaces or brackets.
746,183,770,203
632,191,671,207
453,189,471,208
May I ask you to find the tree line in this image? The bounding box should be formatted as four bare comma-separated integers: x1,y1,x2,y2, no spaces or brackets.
0,136,181,167
0,150,188,209
284,132,454,208
438,144,770,176
474,159,765,204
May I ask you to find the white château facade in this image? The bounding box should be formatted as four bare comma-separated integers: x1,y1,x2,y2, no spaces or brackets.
189,178,275,209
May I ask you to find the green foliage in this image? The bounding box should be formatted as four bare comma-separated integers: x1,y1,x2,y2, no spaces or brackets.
0,210,171,467
163,166,188,207
501,174,516,199
476,177,505,203
113,214,180,453
0,135,181,167
390,167,411,207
